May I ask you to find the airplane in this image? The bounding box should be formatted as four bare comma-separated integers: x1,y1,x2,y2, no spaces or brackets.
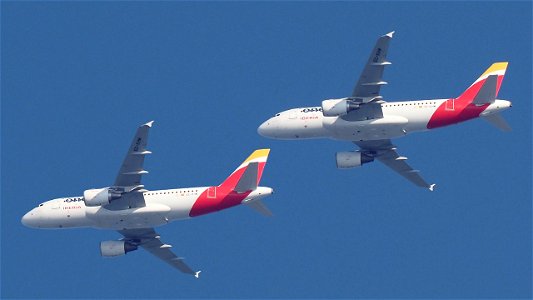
21,121,274,278
257,31,511,190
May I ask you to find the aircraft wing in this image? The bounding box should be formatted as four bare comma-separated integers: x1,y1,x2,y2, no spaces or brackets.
343,32,394,121
354,139,435,191
118,228,201,278
114,121,154,188
351,31,394,100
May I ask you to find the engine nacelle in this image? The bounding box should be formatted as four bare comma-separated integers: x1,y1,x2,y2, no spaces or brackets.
83,187,121,207
336,151,374,168
100,240,138,257
321,98,360,117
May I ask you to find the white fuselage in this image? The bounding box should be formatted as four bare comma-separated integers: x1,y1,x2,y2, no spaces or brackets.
21,186,273,230
258,98,511,141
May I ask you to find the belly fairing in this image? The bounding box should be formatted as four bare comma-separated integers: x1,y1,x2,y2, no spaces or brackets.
322,115,409,141
86,203,172,229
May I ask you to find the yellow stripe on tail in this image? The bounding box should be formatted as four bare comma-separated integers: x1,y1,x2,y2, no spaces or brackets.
219,149,271,190
243,149,270,164
477,62,508,82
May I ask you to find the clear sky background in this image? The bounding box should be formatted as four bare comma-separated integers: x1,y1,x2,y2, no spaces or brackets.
2,2,531,299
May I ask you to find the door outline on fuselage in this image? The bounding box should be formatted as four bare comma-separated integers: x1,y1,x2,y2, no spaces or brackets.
445,98,455,111
207,186,216,198
289,110,297,119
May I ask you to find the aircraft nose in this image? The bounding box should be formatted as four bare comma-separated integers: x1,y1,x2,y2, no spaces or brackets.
257,119,276,138
21,210,39,228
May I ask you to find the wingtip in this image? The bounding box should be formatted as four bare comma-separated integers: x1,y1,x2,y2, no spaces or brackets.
428,184,436,192
384,31,395,38
194,271,202,279
143,120,155,128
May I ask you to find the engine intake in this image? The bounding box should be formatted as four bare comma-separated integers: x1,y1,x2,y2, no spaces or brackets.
336,151,374,168
83,187,121,207
322,98,360,117
100,240,138,257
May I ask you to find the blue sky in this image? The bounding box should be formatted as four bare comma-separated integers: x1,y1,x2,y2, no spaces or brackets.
2,1,531,298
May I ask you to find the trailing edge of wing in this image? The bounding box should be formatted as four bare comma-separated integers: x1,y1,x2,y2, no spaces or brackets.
118,228,200,277
354,139,435,191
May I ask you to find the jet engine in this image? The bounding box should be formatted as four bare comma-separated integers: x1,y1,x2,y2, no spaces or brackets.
321,98,360,117
335,151,374,168
100,240,138,257
83,188,122,207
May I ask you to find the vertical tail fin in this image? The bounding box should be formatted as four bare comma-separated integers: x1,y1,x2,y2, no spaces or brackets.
458,62,508,103
219,149,270,191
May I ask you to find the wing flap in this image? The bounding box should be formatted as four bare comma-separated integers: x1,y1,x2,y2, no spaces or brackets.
354,139,435,191
376,149,434,190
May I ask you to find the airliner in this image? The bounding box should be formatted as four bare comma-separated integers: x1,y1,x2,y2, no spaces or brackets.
22,121,273,278
257,31,511,190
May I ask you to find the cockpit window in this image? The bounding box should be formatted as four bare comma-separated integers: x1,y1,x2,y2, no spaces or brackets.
275,113,280,117
39,203,44,207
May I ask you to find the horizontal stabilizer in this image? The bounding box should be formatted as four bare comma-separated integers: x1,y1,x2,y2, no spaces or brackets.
354,139,435,190
482,113,512,131
244,199,273,217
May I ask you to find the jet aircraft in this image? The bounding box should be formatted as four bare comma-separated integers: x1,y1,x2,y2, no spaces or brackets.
257,31,511,190
22,121,273,277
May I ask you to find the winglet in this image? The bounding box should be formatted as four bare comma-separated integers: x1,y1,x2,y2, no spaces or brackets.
143,120,155,128
384,31,395,38
195,271,202,279
429,184,436,192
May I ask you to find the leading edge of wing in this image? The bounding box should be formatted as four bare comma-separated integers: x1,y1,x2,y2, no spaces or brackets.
354,140,436,191
118,228,201,278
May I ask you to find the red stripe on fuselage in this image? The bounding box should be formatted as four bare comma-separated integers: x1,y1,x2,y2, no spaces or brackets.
427,100,489,129
189,187,251,217
426,76,500,129
190,161,267,217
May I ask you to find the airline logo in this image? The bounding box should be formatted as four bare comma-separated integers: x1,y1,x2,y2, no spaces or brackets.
427,62,508,129
189,149,270,217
